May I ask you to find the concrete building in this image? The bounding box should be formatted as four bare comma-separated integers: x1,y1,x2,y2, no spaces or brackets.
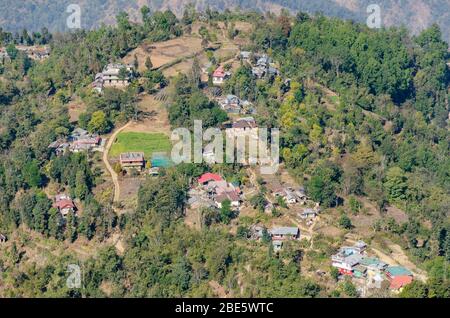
119,152,145,171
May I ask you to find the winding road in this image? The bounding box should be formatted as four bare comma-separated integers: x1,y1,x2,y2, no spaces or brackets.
102,121,132,203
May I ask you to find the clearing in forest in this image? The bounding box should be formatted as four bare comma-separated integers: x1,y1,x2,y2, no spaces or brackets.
67,97,87,123
109,131,171,158
123,36,203,72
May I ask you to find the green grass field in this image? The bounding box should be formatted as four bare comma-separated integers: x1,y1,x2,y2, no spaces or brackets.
109,132,171,158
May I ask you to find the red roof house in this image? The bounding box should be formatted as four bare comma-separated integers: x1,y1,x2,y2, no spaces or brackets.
53,196,76,217
54,199,75,210
212,66,229,85
389,275,413,290
213,66,225,78
198,173,223,185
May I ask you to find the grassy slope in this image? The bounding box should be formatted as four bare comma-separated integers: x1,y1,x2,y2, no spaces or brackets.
109,131,171,158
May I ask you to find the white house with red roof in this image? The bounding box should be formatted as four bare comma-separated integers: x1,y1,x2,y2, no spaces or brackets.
212,66,230,85
53,194,76,218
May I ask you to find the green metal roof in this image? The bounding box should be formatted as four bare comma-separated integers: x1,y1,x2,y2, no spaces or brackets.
386,266,412,276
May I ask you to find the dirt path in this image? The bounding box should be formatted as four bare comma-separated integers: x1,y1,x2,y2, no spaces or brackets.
103,122,132,203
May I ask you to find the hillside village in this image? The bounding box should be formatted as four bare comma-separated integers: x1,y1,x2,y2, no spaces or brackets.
0,45,50,61
0,7,448,299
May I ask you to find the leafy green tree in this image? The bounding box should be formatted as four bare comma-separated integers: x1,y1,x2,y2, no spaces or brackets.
399,281,428,298
137,170,188,228
6,43,18,59
220,199,233,224
236,226,250,239
306,161,342,207
23,159,43,188
140,6,151,23
66,211,78,243
75,171,89,200
118,67,128,80
48,207,64,240
32,192,51,234
88,111,110,134
338,214,352,229
342,280,358,297
250,192,267,213
330,266,339,281
384,167,408,201
261,228,271,244
348,196,362,214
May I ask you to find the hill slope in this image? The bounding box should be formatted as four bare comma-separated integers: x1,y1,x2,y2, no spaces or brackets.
0,0,449,43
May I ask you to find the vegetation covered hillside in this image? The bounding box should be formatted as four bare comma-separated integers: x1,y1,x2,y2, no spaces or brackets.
0,6,449,298
1,0,450,42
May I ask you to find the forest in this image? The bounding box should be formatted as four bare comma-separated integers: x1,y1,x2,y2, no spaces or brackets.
1,0,450,43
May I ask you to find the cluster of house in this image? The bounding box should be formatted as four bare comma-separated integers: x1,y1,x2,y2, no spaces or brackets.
53,194,77,218
239,51,279,79
331,241,414,292
274,186,308,205
0,45,50,61
92,63,134,93
188,173,242,210
48,128,105,155
217,94,256,114
249,224,300,252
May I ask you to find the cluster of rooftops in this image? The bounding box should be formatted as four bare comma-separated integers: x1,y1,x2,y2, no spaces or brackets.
188,173,242,210
48,128,104,155
241,52,280,78
217,94,256,114
331,241,414,291
0,45,50,60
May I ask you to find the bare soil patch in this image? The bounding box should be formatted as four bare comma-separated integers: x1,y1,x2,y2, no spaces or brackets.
184,207,202,230
123,36,203,72
163,59,193,78
385,205,409,224
67,98,87,123
123,94,171,136
118,177,143,204
317,225,344,238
